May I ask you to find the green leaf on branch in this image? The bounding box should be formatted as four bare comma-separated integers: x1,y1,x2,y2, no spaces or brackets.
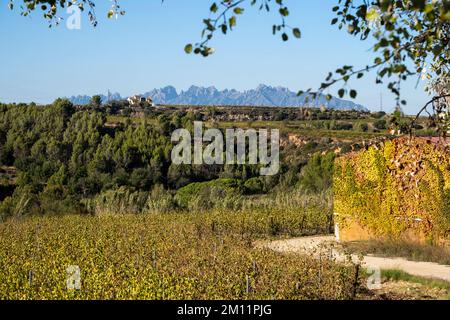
229,16,236,28
184,44,193,54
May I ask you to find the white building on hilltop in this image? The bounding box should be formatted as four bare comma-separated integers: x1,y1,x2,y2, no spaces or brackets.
127,95,154,106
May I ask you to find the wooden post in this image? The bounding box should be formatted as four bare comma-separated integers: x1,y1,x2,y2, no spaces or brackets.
152,247,157,269
352,264,360,299
28,270,33,286
333,213,340,242
246,275,252,295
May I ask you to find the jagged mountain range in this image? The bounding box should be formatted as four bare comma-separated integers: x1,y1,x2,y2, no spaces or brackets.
68,85,368,111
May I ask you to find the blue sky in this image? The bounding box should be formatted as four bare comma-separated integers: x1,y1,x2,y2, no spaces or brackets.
0,0,430,114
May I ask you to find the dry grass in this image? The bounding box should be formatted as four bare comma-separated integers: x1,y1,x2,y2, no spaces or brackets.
343,240,450,265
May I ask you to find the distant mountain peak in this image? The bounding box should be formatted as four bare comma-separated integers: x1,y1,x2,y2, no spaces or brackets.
68,85,368,111
256,84,270,90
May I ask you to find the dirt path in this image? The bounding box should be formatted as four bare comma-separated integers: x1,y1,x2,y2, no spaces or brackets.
258,235,450,282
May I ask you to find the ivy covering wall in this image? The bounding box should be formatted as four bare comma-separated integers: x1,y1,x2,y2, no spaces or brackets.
334,137,450,242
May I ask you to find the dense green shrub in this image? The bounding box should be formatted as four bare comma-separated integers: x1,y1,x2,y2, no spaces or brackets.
330,121,353,131
299,152,336,192
144,184,176,214
374,119,387,130
0,184,15,201
244,177,265,194
372,111,386,119
86,187,148,215
355,122,369,132
0,186,37,220
175,178,244,209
